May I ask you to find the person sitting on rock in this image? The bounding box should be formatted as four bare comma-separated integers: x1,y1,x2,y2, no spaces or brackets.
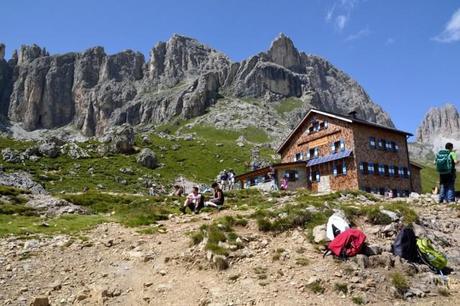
180,186,203,214
205,182,225,211
170,184,184,197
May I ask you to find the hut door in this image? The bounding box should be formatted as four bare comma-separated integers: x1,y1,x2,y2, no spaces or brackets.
318,175,331,193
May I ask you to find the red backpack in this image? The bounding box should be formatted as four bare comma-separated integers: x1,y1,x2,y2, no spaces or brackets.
324,228,366,258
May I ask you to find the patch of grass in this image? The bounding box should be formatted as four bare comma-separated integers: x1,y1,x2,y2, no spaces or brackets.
438,287,450,297
390,272,409,296
306,280,325,294
364,207,393,225
351,296,364,305
295,257,310,266
190,231,205,245
62,192,176,227
0,214,107,237
254,266,268,280
421,164,460,193
212,255,229,270
274,97,304,115
334,282,348,294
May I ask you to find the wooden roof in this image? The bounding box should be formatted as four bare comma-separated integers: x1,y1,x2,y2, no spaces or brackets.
277,109,413,154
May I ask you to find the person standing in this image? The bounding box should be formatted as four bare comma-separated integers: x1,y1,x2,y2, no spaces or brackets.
435,142,458,203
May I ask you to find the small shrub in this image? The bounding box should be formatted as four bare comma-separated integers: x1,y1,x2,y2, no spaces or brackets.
190,231,204,245
391,272,409,295
295,257,310,266
272,253,281,261
306,280,325,294
334,282,348,294
212,256,229,271
228,274,240,281
351,296,364,305
257,217,272,232
438,287,450,296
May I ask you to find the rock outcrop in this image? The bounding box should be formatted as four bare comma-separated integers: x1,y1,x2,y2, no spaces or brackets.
411,104,460,160
0,34,394,138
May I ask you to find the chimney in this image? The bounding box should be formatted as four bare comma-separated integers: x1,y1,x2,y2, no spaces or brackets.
348,111,358,119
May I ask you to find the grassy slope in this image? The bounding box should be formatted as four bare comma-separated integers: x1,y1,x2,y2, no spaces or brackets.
0,125,274,194
421,165,460,193
274,97,304,115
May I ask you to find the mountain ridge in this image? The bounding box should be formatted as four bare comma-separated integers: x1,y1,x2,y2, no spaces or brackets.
0,34,394,140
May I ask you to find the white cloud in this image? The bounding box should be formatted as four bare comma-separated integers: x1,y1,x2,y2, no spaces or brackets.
385,37,395,45
325,0,361,31
336,15,348,31
345,28,371,41
433,8,460,43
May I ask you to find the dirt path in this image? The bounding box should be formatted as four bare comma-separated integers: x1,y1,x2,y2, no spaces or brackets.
1,204,460,305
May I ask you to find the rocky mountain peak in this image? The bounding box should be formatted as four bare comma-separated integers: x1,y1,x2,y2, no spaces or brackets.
267,33,302,72
17,44,49,65
416,103,460,143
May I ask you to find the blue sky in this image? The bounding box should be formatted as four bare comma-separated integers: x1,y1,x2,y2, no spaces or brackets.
1,0,459,137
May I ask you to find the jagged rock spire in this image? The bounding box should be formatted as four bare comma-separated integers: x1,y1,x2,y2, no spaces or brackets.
416,103,460,143
267,33,302,72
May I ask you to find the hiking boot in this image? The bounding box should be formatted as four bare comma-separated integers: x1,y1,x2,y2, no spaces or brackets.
179,206,186,214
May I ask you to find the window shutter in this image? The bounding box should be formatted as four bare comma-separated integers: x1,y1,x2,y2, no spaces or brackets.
395,144,399,151
309,172,312,181
331,142,335,153
333,162,337,176
316,172,320,182
314,147,318,158
343,160,347,175
324,121,328,128
359,162,364,174
407,169,411,177
306,149,310,159
340,139,345,151
295,172,299,179
300,153,303,160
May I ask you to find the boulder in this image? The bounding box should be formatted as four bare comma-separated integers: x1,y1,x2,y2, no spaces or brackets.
26,194,86,216
38,141,60,158
108,124,135,154
0,171,47,194
1,148,21,163
312,224,327,243
61,142,90,159
136,148,158,169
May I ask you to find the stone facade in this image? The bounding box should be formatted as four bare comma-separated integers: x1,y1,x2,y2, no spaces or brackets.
276,110,421,195
410,164,422,194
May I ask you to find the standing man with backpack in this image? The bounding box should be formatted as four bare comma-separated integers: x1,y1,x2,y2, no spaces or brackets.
435,142,458,203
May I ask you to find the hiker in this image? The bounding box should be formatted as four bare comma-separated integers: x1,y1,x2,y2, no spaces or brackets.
228,170,235,190
280,175,288,190
170,184,184,197
205,182,225,210
268,166,278,191
220,170,229,191
148,186,155,196
180,186,203,214
435,142,458,203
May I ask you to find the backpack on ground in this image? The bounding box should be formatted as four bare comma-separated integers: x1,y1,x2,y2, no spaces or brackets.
324,228,366,259
435,150,453,174
416,238,448,271
392,226,418,262
326,213,350,241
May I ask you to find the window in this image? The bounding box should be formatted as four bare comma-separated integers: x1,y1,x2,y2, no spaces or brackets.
389,165,395,177
308,120,328,134
368,162,375,174
331,140,345,153
379,188,385,196
402,167,410,178
285,170,299,182
390,141,398,152
378,139,384,150
295,152,303,161
310,170,320,182
384,165,389,176
359,162,368,174
373,163,379,175
369,137,376,149
365,187,371,193
333,160,347,176
306,148,317,159
378,164,385,176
